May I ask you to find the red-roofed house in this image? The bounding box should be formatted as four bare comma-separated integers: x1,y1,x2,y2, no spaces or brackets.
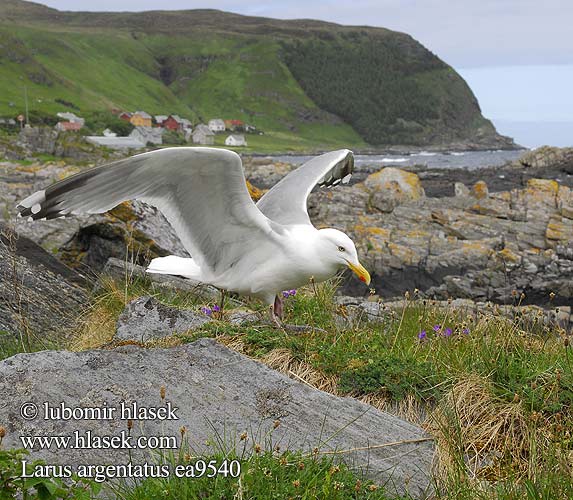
162,114,185,131
224,119,244,131
55,121,82,132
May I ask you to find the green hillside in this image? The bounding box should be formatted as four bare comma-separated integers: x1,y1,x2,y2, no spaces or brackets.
0,0,514,150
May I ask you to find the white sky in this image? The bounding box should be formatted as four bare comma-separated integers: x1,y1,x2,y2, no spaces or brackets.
35,1,573,146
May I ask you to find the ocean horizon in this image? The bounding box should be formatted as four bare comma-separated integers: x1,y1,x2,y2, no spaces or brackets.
459,64,573,149
492,119,573,149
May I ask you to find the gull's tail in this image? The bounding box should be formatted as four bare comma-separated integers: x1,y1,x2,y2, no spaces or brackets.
146,255,203,281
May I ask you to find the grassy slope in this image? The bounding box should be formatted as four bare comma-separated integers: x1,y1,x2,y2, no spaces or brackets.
0,22,365,152
0,1,507,150
0,28,189,115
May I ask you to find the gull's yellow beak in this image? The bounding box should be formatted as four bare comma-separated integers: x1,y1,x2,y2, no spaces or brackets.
347,261,371,285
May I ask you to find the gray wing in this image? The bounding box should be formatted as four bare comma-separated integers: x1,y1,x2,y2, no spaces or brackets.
17,147,278,275
256,149,354,226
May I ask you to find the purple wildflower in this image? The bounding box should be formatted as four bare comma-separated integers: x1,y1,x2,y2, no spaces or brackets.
417,330,427,340
289,289,297,296
433,324,441,332
201,306,212,316
282,291,290,298
212,304,221,312
444,327,453,337
462,328,470,335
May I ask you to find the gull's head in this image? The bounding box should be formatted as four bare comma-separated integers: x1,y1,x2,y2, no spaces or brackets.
318,228,371,285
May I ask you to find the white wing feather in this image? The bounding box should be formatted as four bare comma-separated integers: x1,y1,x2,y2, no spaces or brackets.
17,147,279,276
256,149,354,226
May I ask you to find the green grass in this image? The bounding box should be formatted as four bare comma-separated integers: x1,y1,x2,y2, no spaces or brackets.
0,26,365,152
2,269,572,499
113,448,393,500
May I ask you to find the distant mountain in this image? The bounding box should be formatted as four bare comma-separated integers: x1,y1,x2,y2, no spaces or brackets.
0,0,517,150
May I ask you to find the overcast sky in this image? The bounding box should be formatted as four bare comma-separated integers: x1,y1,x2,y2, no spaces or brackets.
38,0,573,146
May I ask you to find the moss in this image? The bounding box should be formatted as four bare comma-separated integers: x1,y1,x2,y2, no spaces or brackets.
497,247,521,264
471,180,489,200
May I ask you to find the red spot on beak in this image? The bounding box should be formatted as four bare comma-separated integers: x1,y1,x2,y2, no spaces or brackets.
359,276,366,283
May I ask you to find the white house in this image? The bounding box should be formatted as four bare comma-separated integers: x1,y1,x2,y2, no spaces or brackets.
154,115,168,126
208,119,225,133
57,112,84,126
225,134,247,147
180,118,192,131
192,124,215,145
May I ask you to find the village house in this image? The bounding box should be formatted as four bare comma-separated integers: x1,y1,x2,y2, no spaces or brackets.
118,112,132,122
154,115,168,127
192,124,215,145
56,112,84,126
162,114,183,131
130,111,152,128
129,126,163,145
225,134,247,147
224,119,244,131
208,119,225,132
180,118,192,131
55,121,82,132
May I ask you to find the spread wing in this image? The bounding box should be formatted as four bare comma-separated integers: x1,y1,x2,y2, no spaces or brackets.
17,147,278,275
256,149,354,226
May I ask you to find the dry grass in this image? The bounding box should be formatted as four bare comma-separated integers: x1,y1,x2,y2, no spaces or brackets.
429,376,530,482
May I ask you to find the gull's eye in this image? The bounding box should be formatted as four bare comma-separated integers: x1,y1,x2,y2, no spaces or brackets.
338,246,346,252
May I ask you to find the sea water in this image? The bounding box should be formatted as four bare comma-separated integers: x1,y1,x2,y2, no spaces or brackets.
272,149,524,171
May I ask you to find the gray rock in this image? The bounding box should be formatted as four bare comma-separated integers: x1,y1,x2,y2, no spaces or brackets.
0,339,434,498
514,146,573,171
363,167,425,212
17,126,58,154
227,308,260,325
58,200,189,273
454,182,470,197
0,225,87,342
115,296,211,342
335,295,572,332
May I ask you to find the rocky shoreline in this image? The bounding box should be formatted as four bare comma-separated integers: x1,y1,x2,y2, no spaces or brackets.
1,146,572,331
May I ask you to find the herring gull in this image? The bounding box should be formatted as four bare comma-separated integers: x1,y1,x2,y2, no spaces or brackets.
17,147,370,324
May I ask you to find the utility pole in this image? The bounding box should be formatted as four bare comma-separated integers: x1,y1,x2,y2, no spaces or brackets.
24,85,29,126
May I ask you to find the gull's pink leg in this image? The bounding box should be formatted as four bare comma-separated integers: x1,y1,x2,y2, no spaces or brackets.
269,294,284,328
274,294,284,319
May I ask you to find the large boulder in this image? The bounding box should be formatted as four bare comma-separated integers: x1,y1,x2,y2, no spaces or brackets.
0,339,434,498
363,167,425,212
515,146,573,171
58,201,189,274
0,225,87,341
17,126,58,154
